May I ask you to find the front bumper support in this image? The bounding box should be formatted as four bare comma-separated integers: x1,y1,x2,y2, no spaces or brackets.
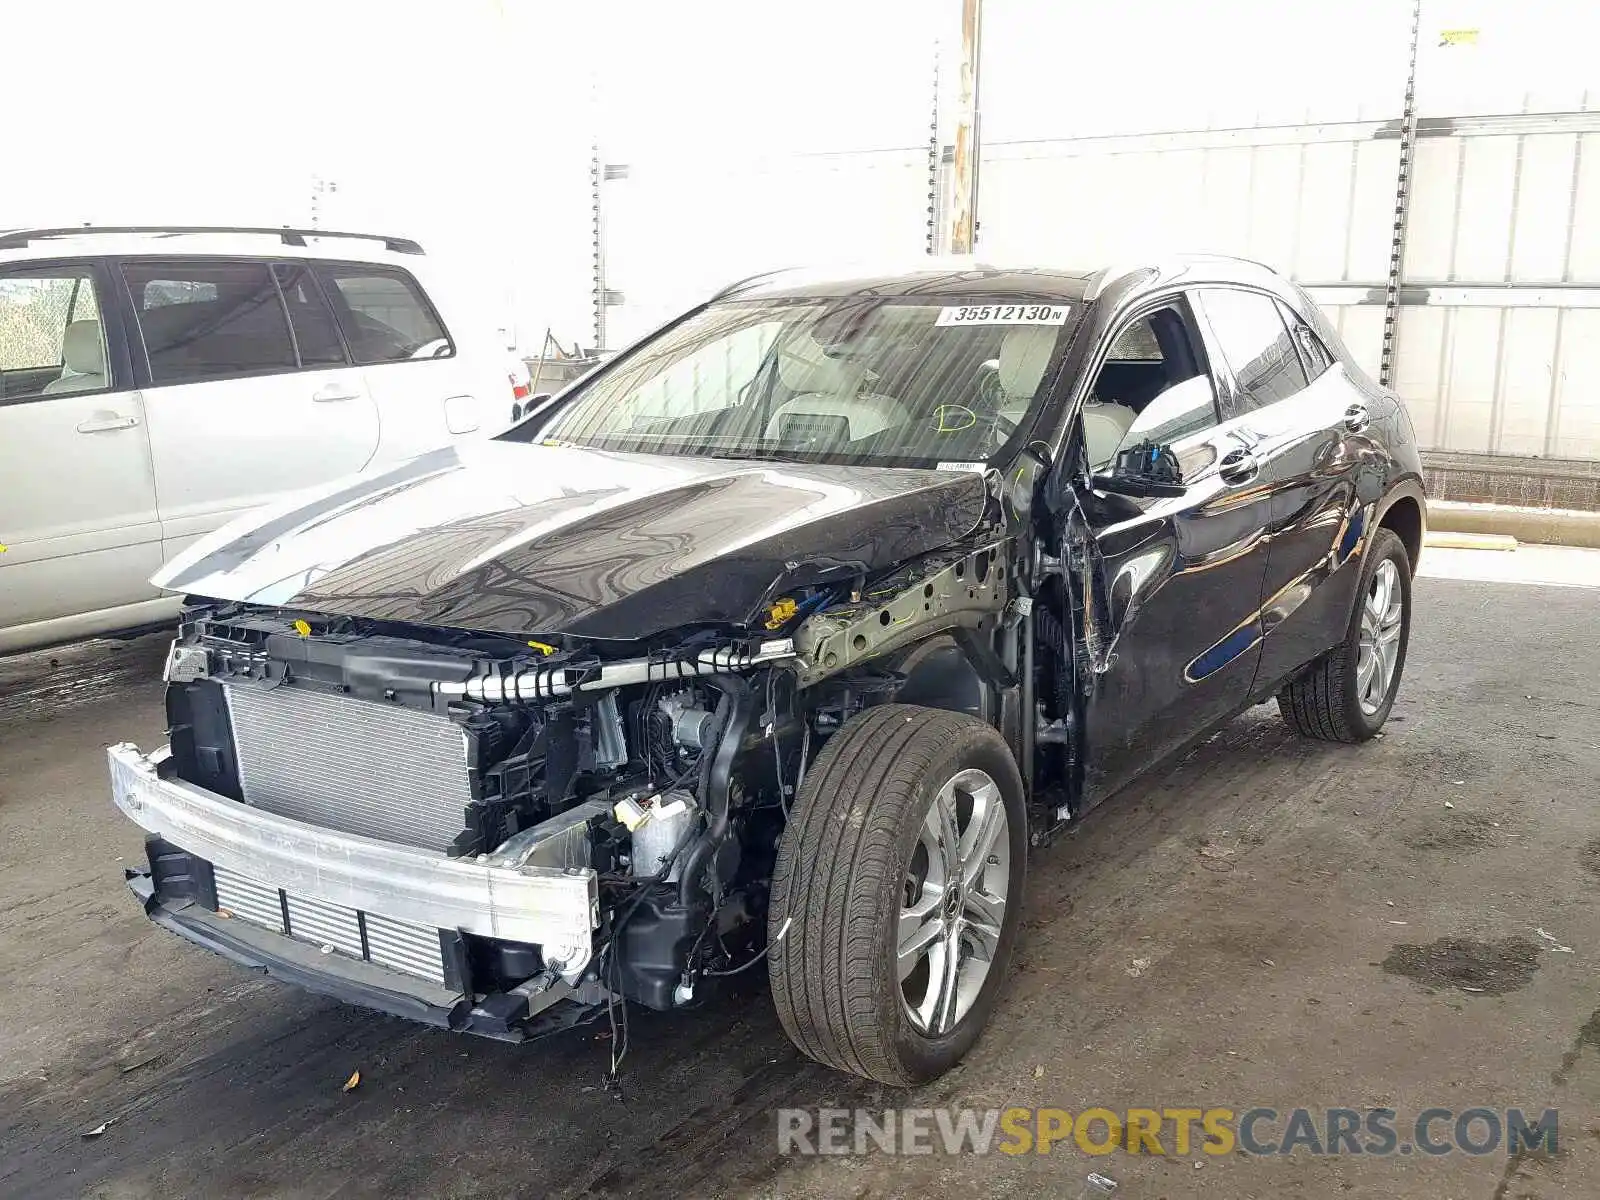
108,742,599,972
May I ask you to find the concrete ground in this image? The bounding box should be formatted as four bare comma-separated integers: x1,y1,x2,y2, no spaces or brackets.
2,548,1598,1200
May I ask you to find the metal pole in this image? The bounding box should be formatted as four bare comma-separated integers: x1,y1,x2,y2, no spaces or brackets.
1379,0,1424,389
949,0,984,255
590,138,606,354
925,40,943,255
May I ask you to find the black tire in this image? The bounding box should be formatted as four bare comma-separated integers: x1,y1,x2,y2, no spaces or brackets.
1278,527,1412,743
768,703,1027,1085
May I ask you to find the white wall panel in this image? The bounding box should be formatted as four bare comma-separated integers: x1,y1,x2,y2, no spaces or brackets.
1439,308,1505,450
1293,143,1359,281
1347,142,1401,282
1567,133,1600,281
1244,146,1304,274
1394,308,1450,448
1336,304,1388,382
1495,309,1560,455
1552,310,1600,459
1452,137,1519,281
1402,139,1463,281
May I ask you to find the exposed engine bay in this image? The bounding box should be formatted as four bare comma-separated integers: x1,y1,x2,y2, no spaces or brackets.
127,538,1033,1051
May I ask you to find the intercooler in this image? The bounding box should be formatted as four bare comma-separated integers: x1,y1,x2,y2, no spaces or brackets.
213,865,447,984
224,682,472,852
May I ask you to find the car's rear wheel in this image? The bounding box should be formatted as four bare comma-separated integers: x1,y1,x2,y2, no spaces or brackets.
1278,527,1411,742
768,704,1027,1085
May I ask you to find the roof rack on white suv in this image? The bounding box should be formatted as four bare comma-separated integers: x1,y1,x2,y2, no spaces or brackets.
0,226,424,255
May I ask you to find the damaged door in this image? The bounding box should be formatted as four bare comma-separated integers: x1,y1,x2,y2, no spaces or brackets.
1060,297,1276,807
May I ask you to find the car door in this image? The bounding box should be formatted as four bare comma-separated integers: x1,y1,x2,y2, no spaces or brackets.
1193,288,1369,694
0,258,164,650
313,261,482,461
1064,296,1276,807
118,257,382,564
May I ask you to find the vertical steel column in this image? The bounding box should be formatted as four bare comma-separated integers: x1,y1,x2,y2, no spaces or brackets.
590,138,606,354
1379,0,1424,388
925,40,943,255
948,0,984,255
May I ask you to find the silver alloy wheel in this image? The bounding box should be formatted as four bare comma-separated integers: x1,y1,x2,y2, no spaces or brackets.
1357,558,1404,716
897,767,1010,1036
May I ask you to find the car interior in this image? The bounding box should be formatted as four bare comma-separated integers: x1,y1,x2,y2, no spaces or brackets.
595,298,1222,472
1080,306,1209,468
747,305,1215,470
41,319,109,394
617,314,1062,461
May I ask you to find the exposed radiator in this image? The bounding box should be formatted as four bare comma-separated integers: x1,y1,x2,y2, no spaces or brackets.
213,865,447,985
225,682,471,852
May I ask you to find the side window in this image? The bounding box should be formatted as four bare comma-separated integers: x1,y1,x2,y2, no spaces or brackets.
1199,289,1309,411
315,266,452,364
123,260,297,385
1083,304,1219,469
272,263,347,368
0,269,110,401
1275,298,1334,381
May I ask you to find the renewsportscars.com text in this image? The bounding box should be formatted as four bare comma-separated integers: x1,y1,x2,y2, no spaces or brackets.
776,1106,1559,1158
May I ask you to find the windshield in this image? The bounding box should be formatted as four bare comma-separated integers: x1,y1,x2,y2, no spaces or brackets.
536,296,1079,468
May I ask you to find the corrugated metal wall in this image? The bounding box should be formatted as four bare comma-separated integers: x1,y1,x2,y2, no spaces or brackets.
587,0,1600,460
968,0,1600,461
1387,119,1600,459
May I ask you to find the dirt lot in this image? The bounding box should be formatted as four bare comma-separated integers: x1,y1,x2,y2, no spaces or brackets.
2,549,1598,1199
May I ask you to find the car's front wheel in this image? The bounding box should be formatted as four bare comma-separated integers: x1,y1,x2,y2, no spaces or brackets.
1278,527,1412,742
768,704,1027,1085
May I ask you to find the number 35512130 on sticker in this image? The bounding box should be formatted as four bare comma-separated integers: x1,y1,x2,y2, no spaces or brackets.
935,304,1071,327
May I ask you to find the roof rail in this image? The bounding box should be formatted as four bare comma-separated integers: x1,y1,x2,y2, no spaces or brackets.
0,226,424,255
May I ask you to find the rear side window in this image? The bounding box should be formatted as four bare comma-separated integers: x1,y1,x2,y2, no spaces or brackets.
1199,288,1309,412
1276,298,1335,380
0,269,110,401
315,266,452,364
123,260,296,384
272,263,347,367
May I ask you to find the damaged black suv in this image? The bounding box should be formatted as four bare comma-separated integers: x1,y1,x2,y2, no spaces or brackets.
111,256,1425,1085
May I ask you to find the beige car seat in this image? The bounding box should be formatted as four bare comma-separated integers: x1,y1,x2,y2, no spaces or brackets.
764,337,909,441
43,320,108,394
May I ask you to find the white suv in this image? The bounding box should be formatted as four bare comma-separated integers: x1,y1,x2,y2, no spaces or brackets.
0,226,532,653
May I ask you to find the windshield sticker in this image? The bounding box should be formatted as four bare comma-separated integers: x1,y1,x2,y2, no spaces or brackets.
936,303,1070,327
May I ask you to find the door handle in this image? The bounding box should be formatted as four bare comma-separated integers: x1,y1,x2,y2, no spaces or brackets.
1343,403,1370,434
1218,448,1259,484
312,384,362,403
75,413,140,434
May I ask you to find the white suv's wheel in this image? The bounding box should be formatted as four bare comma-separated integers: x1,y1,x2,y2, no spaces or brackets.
768,704,1027,1085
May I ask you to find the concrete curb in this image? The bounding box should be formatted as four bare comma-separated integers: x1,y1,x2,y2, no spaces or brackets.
1427,501,1600,550
1425,530,1517,552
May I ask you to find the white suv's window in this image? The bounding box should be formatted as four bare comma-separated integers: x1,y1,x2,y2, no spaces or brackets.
315,266,453,364
0,270,109,401
123,260,297,385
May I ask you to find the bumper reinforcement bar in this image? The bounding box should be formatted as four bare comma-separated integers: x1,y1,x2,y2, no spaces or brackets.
107,743,599,971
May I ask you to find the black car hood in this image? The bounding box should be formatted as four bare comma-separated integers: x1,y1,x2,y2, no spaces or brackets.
155,441,991,640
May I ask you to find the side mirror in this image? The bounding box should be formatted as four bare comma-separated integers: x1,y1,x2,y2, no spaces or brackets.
1092,472,1187,499
1091,441,1187,498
